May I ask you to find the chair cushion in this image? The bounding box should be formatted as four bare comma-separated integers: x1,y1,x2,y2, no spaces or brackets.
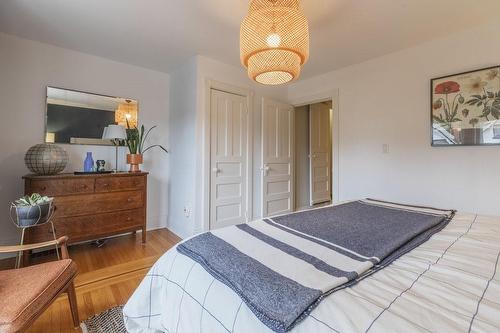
0,259,77,332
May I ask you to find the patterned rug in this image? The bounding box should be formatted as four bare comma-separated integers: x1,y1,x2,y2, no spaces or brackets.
80,306,127,333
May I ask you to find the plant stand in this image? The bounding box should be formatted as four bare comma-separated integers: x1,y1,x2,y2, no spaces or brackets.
10,203,58,268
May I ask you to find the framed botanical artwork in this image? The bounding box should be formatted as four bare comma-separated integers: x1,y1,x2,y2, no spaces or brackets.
431,65,500,146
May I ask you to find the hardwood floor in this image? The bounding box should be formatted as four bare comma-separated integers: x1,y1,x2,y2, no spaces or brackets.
0,229,180,333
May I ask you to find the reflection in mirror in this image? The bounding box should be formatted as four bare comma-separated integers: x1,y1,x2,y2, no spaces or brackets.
45,87,138,145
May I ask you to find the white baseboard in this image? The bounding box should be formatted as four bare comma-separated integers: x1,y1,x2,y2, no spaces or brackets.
147,214,168,231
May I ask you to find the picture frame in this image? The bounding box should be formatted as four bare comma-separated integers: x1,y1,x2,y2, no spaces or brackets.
430,65,500,146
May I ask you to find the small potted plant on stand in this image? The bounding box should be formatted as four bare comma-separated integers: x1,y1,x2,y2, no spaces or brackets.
10,193,57,268
125,122,168,172
11,193,54,227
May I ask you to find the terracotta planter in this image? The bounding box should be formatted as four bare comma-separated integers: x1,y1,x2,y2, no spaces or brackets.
127,154,143,172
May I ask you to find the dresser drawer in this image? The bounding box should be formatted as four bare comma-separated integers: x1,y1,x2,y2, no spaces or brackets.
23,172,148,248
26,209,144,244
95,176,145,192
54,191,144,217
28,178,95,196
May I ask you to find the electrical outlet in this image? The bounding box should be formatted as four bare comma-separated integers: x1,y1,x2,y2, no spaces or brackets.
183,205,191,218
382,144,390,154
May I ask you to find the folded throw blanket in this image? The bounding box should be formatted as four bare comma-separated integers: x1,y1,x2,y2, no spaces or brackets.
177,199,455,332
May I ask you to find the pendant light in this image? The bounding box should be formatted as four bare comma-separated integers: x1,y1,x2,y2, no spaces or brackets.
240,0,309,85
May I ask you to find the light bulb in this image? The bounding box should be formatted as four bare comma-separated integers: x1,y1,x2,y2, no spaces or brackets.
266,33,281,48
125,113,132,119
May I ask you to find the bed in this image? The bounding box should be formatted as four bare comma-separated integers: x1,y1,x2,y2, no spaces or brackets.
123,200,500,333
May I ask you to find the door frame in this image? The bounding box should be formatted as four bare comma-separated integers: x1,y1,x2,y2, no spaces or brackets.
289,89,341,203
202,79,254,233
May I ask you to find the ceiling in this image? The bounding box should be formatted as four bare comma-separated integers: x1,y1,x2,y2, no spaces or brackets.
1,0,499,81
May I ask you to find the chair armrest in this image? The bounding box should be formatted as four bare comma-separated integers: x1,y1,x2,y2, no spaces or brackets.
0,236,69,254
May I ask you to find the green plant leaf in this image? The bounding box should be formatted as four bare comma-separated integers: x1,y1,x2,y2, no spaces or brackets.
142,144,169,154
140,126,157,154
138,125,145,154
491,99,500,119
432,115,445,123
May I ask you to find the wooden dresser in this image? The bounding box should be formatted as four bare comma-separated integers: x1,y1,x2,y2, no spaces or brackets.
23,172,148,245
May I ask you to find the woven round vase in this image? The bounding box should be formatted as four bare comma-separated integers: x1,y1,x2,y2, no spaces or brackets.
25,144,68,175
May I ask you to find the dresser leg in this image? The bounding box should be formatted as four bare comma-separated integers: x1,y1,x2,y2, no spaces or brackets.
142,226,147,243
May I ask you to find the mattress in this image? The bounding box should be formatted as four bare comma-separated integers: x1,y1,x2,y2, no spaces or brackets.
124,210,500,333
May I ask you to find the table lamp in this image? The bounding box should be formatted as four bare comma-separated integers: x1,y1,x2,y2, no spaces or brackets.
102,125,127,172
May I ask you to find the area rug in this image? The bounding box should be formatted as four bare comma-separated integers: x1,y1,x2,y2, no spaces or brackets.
80,305,127,333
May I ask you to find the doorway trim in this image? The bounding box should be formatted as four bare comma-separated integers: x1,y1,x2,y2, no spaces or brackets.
289,89,341,203
201,79,254,233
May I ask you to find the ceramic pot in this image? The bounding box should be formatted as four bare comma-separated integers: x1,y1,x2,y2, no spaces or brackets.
24,144,68,175
127,154,143,172
14,200,52,227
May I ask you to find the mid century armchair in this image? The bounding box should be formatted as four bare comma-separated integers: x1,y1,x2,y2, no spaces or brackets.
0,236,79,332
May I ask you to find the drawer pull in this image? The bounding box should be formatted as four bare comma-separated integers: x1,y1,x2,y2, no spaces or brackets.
126,217,132,221
127,198,133,202
103,183,109,187
40,186,47,191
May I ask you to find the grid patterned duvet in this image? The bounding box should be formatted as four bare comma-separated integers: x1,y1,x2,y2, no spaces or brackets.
124,208,500,333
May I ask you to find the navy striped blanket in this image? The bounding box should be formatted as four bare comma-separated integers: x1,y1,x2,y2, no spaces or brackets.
177,199,455,332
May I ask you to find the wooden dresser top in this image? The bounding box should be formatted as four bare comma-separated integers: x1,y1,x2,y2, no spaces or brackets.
23,172,148,180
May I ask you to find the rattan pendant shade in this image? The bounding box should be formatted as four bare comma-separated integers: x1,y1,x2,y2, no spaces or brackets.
240,0,309,85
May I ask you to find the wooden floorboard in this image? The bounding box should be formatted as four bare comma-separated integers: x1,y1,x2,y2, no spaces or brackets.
0,228,180,333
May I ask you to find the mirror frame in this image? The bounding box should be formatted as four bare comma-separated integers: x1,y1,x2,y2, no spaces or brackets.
44,86,139,146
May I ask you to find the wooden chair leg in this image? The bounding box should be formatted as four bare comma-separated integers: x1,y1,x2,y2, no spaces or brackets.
66,281,80,328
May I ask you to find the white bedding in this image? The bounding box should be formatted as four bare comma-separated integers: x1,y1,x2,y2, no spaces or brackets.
124,212,500,332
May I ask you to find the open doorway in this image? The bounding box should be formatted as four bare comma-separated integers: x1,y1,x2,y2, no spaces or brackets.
294,100,333,210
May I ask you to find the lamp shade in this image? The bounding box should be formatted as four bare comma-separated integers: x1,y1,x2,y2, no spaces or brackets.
240,0,309,85
102,125,126,140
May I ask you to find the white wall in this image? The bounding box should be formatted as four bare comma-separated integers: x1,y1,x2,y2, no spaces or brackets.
167,55,288,237
0,32,170,247
167,58,198,238
288,22,500,216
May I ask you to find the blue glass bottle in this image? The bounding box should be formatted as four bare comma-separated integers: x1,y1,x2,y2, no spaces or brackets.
84,152,94,172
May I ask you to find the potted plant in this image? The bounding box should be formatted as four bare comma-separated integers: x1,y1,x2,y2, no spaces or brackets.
11,193,54,227
125,122,168,172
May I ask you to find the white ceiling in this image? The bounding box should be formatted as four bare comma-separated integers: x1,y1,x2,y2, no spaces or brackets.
1,0,499,81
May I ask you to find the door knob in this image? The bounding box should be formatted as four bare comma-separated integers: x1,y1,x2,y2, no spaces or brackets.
212,167,220,173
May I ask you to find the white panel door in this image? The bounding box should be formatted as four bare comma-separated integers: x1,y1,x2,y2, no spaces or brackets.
210,89,248,229
261,98,294,217
309,103,332,205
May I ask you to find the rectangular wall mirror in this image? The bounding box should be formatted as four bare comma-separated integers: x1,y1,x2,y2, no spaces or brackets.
45,87,138,145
